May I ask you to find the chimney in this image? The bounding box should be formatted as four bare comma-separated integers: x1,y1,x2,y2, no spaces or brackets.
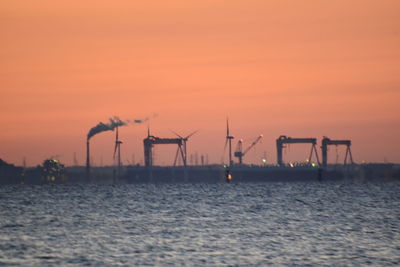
86,139,90,179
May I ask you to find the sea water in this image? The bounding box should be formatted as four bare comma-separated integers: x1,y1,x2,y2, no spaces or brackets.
1,182,399,266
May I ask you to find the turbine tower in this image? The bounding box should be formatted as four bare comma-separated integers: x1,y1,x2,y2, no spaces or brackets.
113,126,123,170
224,118,234,167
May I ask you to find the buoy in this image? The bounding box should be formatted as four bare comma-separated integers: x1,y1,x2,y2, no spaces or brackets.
225,169,233,183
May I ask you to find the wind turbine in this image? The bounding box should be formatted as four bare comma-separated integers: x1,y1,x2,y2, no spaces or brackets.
171,130,198,166
224,118,235,167
113,126,123,169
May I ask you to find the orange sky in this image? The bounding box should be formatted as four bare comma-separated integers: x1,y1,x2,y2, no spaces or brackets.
1,0,400,166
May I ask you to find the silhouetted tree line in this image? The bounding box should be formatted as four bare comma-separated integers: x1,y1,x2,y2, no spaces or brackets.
0,158,65,185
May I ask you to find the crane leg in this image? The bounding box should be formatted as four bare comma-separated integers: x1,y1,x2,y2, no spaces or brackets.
179,145,186,167
344,148,349,165
308,145,314,164
173,146,180,166
313,144,321,165
348,146,354,164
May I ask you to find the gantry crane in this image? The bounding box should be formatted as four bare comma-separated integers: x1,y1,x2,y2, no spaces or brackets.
234,135,263,164
321,137,354,167
276,135,320,166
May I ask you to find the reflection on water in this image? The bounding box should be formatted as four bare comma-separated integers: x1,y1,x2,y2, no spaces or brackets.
1,182,399,266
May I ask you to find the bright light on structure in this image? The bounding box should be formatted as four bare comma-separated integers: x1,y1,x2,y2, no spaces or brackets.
311,162,317,167
262,159,267,163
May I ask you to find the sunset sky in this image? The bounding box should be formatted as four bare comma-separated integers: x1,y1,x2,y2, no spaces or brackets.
1,0,400,166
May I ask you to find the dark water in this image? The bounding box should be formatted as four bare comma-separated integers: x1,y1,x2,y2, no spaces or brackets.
1,182,399,266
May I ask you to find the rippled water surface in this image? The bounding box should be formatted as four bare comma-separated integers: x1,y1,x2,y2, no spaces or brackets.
1,182,400,266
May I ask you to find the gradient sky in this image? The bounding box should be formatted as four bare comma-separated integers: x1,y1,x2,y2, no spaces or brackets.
1,0,400,166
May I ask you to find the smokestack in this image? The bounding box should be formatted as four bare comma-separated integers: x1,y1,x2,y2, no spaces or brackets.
85,115,151,177
86,139,90,179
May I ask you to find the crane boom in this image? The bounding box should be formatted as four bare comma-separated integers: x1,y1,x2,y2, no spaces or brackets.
234,134,263,164
243,135,263,155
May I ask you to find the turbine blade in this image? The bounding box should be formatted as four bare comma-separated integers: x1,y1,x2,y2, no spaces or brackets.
226,118,229,136
170,130,183,139
185,130,198,139
223,138,228,153
221,138,229,163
